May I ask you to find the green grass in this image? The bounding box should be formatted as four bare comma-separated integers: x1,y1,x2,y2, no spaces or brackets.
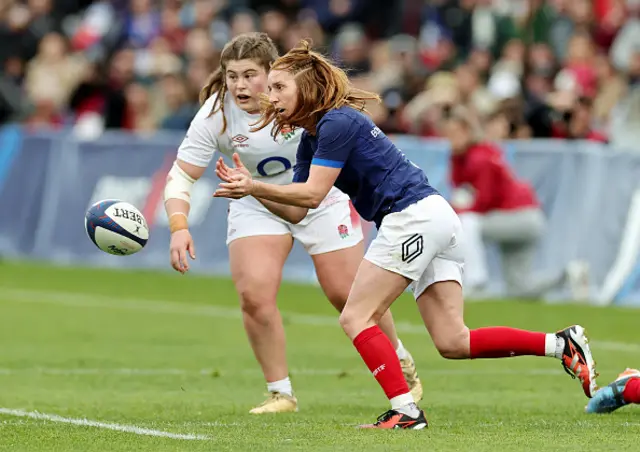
0,260,638,451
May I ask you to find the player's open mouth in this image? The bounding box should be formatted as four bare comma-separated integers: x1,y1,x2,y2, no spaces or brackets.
278,108,286,114
237,95,250,101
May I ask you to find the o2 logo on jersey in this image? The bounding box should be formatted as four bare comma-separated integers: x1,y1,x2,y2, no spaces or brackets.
257,156,292,177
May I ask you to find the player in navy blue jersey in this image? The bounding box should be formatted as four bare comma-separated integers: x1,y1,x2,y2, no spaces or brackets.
214,40,599,429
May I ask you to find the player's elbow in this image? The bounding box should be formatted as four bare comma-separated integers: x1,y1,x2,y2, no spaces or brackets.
305,189,326,209
288,211,306,224
306,198,322,209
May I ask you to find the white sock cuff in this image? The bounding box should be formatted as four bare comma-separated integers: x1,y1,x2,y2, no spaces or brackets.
390,393,414,411
544,333,563,358
395,339,409,360
267,376,293,396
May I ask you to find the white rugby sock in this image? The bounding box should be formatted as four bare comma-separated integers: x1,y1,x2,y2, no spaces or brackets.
395,339,410,360
391,394,420,418
544,333,565,359
267,377,293,396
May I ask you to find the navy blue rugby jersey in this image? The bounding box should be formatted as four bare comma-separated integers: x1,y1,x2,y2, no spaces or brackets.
293,106,438,227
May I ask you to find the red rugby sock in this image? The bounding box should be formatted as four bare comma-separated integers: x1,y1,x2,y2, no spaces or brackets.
470,327,546,358
353,325,409,400
623,378,640,404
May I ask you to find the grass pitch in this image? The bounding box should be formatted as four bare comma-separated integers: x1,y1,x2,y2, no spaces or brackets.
0,260,638,451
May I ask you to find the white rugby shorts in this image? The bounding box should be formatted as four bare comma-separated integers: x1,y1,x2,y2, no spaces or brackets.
226,187,363,255
364,194,465,298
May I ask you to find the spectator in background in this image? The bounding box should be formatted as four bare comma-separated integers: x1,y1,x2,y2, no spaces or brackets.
442,105,565,299
259,6,289,53
608,84,640,150
333,23,370,77
124,0,161,49
123,82,155,132
230,8,259,37
24,32,88,129
592,53,627,128
157,73,198,130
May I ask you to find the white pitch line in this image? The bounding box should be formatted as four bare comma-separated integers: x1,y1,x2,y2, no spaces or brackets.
0,367,616,377
2,287,639,352
0,408,210,441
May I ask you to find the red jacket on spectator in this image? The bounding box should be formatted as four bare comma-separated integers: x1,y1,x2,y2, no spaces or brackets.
551,125,608,143
450,142,540,214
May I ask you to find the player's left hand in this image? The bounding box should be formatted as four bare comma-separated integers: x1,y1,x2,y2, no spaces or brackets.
213,153,254,199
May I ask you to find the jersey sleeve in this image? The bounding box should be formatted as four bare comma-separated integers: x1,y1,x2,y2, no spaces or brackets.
293,137,311,183
311,113,358,169
176,97,221,167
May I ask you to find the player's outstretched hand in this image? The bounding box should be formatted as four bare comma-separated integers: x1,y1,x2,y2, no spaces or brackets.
169,229,196,274
215,153,251,182
213,153,254,199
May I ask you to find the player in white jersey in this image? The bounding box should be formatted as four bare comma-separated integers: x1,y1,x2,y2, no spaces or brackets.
162,33,422,413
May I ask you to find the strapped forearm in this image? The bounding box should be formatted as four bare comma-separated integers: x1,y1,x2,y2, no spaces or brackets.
164,161,197,233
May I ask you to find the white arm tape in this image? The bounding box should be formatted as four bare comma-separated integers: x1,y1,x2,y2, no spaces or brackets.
164,161,196,204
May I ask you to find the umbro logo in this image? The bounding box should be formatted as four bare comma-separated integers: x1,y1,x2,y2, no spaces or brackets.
232,134,249,148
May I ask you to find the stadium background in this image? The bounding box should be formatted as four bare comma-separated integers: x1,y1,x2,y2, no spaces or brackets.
0,1,639,451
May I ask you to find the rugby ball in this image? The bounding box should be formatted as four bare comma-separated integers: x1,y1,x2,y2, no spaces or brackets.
85,199,149,256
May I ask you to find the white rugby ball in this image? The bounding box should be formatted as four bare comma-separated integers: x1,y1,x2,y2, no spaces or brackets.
85,199,149,256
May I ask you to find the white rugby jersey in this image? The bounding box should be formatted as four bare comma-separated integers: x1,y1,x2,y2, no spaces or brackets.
177,92,302,185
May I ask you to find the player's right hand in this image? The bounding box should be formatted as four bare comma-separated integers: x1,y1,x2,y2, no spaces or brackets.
169,229,196,274
216,154,251,182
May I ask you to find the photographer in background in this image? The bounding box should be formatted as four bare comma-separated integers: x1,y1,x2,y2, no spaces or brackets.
528,90,608,142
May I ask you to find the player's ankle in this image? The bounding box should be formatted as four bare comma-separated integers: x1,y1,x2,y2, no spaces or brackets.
545,333,564,359
394,402,420,418
395,339,410,360
267,376,293,396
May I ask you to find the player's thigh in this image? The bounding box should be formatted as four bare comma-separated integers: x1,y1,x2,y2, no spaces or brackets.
296,198,365,310
413,214,467,357
227,200,294,306
311,241,364,312
229,235,293,309
416,279,468,358
339,259,410,339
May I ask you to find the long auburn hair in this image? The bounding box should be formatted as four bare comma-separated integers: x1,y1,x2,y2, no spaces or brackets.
252,39,381,137
199,32,279,133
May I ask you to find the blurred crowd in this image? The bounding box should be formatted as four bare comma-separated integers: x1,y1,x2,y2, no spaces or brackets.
2,0,640,149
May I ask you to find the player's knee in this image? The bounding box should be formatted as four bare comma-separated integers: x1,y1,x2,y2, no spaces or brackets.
237,284,277,322
338,308,364,339
433,327,470,359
